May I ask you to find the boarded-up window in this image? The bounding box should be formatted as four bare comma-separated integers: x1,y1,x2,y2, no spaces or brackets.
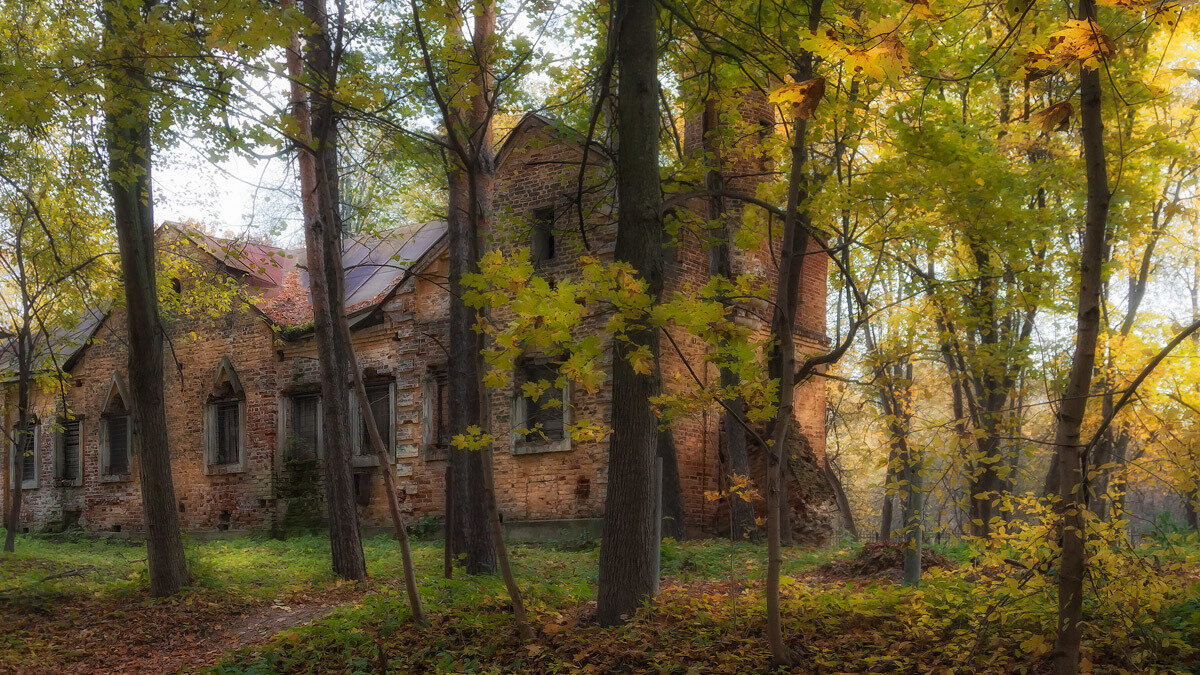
60,419,81,482
359,382,391,455
289,393,319,460
105,416,130,475
520,362,564,442
213,401,240,465
17,425,35,483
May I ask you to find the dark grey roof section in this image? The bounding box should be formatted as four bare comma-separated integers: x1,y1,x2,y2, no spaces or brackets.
0,306,109,380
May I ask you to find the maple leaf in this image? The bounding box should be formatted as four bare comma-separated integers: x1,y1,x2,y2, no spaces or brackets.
1030,100,1074,131
769,77,826,120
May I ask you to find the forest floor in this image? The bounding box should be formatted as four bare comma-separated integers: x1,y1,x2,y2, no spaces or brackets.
0,532,1197,673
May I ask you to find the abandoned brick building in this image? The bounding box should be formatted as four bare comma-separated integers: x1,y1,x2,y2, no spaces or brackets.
1,110,830,540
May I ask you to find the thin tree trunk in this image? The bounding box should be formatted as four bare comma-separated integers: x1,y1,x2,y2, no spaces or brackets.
1052,1,1110,668
102,0,190,596
879,444,897,541
481,446,532,639
596,0,664,627
284,0,366,582
3,327,30,553
658,427,687,541
345,332,425,623
761,84,817,668
703,99,758,543
823,460,858,539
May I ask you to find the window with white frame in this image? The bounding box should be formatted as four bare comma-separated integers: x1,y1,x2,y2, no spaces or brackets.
204,357,246,474
55,416,82,485
351,379,394,465
511,360,571,455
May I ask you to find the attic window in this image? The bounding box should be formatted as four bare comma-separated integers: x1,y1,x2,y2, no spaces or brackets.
531,208,555,263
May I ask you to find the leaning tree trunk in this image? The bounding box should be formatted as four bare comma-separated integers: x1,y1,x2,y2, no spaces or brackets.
284,0,366,581
102,0,190,596
596,0,664,627
1052,1,1110,669
344,328,425,622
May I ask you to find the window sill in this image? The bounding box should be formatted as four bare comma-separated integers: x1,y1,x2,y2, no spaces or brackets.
54,479,83,488
351,454,389,468
20,480,38,490
205,463,245,476
423,445,449,462
99,473,131,483
511,439,571,456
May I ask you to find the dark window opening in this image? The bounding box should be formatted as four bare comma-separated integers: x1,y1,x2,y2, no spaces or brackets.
435,371,450,448
360,382,391,455
353,471,372,507
17,425,35,483
60,419,81,481
104,415,130,475
531,208,555,263
213,401,240,465
520,361,564,442
289,393,320,460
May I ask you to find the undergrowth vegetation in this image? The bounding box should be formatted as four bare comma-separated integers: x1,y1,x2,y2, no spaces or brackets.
0,532,1196,672
213,533,1197,674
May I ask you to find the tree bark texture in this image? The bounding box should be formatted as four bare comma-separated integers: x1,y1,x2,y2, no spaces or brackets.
102,0,191,596
285,0,366,581
1052,3,1110,669
596,0,664,627
703,99,758,543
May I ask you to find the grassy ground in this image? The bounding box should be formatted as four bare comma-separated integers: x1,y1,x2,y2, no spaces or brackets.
0,531,1197,673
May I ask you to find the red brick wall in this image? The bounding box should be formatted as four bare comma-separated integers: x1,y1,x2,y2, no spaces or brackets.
1,112,828,537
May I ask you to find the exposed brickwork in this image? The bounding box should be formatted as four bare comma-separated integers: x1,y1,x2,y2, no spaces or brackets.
1,111,828,538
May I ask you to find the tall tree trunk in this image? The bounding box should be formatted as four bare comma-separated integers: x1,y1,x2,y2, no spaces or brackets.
703,98,757,543
3,327,31,553
442,0,499,574
102,0,190,596
596,0,664,627
1052,1,1110,668
284,0,366,582
761,70,818,670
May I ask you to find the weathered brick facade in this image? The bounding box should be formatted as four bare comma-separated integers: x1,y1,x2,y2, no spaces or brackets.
1,110,829,538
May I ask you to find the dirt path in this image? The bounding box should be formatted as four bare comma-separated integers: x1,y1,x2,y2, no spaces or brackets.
4,590,364,674
151,601,342,674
